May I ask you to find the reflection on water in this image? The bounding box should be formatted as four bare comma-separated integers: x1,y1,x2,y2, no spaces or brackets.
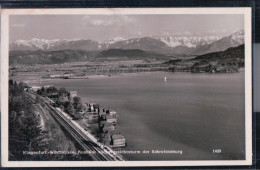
12,71,245,160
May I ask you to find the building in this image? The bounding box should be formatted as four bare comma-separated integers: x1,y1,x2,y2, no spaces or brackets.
88,114,99,123
31,86,42,92
102,123,115,133
105,114,117,124
70,91,78,98
111,134,126,147
63,73,73,79
43,85,54,88
103,123,115,132
110,111,117,116
50,74,62,78
88,103,100,112
64,73,73,77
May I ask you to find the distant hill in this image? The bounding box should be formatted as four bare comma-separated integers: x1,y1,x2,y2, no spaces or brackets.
193,44,244,61
98,49,171,60
9,49,171,65
9,50,98,65
10,44,244,65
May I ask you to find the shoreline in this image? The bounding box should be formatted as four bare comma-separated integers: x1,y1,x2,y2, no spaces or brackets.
10,68,245,86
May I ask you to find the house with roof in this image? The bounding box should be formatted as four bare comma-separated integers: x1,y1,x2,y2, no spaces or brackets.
105,114,117,124
69,91,78,98
102,123,115,133
111,134,126,147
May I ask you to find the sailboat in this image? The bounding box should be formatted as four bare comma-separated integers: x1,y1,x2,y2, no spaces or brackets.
164,76,167,82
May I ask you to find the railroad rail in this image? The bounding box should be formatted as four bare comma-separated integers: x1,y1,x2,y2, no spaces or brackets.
25,91,125,161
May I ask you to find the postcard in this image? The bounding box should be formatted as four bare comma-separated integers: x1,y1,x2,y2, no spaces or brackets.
1,8,252,167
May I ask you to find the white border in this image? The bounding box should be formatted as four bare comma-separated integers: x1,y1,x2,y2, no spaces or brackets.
1,8,252,167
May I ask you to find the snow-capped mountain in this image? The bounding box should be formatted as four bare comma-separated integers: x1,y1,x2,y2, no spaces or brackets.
106,37,170,52
230,29,244,44
10,38,100,51
101,37,126,45
10,37,170,52
190,30,244,55
9,30,244,55
155,36,222,48
10,38,66,51
98,37,126,49
10,37,127,51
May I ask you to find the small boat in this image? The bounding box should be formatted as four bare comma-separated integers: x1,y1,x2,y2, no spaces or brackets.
164,76,167,82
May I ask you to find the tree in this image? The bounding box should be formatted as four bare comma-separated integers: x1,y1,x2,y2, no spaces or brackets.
46,86,58,94
63,101,71,109
73,96,81,107
41,87,47,96
59,87,68,97
66,105,75,117
58,95,65,103
9,79,14,85
39,98,45,108
19,82,27,89
75,103,83,113
14,81,18,88
37,90,42,95
36,95,40,103
41,87,45,92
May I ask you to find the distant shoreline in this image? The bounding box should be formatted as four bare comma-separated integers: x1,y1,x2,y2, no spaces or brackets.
10,68,245,87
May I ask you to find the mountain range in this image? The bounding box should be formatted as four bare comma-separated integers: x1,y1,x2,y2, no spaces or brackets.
10,30,244,56
9,49,171,65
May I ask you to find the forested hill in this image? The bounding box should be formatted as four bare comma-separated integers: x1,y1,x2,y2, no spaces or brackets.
193,44,244,61
9,49,171,65
9,50,97,65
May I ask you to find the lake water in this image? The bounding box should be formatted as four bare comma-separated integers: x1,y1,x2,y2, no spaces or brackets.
12,71,245,160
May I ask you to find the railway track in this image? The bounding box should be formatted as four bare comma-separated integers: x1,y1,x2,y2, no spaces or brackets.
25,91,124,161
46,103,110,161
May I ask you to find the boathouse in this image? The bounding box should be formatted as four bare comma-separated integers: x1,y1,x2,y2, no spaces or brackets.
111,134,126,147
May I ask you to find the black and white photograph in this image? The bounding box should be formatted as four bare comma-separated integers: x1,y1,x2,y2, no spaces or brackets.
1,8,252,167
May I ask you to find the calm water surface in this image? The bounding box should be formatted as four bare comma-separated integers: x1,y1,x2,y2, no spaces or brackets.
13,71,245,160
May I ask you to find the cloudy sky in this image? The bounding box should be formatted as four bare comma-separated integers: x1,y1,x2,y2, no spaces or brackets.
10,14,244,42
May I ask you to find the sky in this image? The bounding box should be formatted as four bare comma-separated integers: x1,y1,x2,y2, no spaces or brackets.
9,14,244,43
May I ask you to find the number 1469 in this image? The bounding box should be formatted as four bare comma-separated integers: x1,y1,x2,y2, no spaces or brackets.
213,149,221,154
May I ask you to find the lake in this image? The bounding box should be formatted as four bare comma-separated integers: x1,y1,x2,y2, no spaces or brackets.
12,71,245,160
